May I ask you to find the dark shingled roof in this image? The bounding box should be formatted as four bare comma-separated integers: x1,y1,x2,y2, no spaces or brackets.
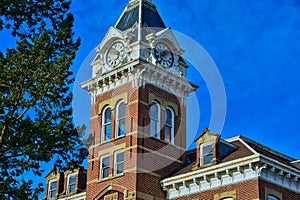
172,149,196,176
293,161,300,167
169,136,299,177
116,0,166,31
242,137,298,169
220,140,254,163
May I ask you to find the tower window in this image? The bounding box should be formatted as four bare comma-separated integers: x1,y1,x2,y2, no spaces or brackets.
164,108,174,144
102,106,111,142
48,179,57,199
150,102,160,138
116,101,126,138
114,150,124,176
268,195,279,200
66,174,76,194
200,143,213,165
100,155,110,179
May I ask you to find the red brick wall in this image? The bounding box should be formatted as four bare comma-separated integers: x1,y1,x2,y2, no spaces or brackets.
86,81,188,200
78,171,87,191
259,178,300,200
173,179,259,200
87,82,140,200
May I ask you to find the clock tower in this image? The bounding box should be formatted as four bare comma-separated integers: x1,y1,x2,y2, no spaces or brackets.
80,0,197,199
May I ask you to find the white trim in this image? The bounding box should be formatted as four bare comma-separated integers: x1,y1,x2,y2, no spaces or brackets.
114,3,128,28
260,154,300,178
225,136,257,154
58,192,86,200
162,153,300,199
99,154,110,180
101,106,111,143
115,100,126,138
80,62,196,107
227,136,295,162
114,149,125,176
162,154,260,184
66,173,76,194
138,0,142,41
224,135,242,143
48,179,57,199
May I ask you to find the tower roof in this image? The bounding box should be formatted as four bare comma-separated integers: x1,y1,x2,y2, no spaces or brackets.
115,0,166,40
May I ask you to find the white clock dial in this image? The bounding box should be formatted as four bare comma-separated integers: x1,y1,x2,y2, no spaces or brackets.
153,43,174,68
106,41,125,67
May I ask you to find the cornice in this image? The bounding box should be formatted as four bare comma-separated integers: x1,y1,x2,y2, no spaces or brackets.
81,60,196,106
161,153,300,199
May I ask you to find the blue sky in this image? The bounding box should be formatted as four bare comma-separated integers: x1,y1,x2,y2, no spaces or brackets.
71,0,300,160
3,0,300,198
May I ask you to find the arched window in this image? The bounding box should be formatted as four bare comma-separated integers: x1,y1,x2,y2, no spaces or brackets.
150,102,160,138
116,101,126,138
268,195,279,200
221,198,234,200
102,106,111,142
164,108,174,144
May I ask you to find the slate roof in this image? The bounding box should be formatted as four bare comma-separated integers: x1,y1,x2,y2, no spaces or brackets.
170,135,299,177
116,0,166,31
114,0,167,43
241,135,299,170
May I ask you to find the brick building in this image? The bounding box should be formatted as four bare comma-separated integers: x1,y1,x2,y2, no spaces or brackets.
44,0,300,199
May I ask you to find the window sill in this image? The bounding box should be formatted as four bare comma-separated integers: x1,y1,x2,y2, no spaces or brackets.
150,135,176,146
98,176,110,182
97,172,125,183
100,134,126,145
115,134,125,140
59,190,78,198
101,140,111,144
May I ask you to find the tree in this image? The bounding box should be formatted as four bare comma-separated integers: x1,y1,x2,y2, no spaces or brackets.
0,0,88,199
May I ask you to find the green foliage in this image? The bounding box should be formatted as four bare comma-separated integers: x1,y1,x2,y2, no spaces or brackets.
0,0,88,199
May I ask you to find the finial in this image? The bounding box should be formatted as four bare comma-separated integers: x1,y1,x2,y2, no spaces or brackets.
128,0,153,3
202,127,210,133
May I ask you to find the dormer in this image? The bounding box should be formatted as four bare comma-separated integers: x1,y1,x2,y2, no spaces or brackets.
193,128,220,170
44,167,87,199
62,167,87,196
44,169,64,199
193,128,237,170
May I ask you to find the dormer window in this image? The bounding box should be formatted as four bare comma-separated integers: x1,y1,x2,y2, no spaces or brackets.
200,143,213,166
66,173,76,194
48,179,57,199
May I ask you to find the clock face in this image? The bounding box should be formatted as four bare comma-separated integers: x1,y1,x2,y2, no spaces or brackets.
153,43,174,68
106,41,125,67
